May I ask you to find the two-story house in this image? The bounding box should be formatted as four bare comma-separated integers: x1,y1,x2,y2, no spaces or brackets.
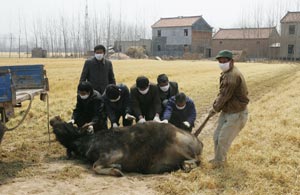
151,15,212,58
280,11,300,60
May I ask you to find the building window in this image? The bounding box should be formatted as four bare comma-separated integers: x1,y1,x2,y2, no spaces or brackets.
184,29,188,36
157,45,161,51
219,41,222,44
289,25,295,35
288,45,294,54
157,30,161,37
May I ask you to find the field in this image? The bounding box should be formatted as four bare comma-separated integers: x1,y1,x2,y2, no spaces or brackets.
0,58,299,195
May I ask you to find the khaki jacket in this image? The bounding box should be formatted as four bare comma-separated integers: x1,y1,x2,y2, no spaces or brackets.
213,65,249,113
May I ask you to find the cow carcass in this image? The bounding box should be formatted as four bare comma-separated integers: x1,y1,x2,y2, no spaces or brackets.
50,116,203,177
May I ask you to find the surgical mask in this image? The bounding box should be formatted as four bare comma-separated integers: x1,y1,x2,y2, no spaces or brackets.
176,104,186,110
80,94,89,100
219,62,231,72
110,95,121,102
95,53,104,60
138,87,149,95
159,83,170,92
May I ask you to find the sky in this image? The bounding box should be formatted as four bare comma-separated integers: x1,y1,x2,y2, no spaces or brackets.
0,0,299,36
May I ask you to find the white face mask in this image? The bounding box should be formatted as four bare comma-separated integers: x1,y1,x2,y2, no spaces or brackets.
219,62,231,72
160,83,170,92
176,104,186,110
110,95,121,102
138,87,150,95
95,53,104,60
79,94,89,100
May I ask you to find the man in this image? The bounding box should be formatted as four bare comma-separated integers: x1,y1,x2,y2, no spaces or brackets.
130,76,161,123
157,74,179,117
162,93,196,132
208,50,249,167
79,45,116,94
103,84,135,128
70,81,107,133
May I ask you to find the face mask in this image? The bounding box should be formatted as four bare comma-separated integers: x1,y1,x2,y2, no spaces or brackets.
110,95,121,102
176,104,186,110
80,94,89,100
138,87,149,95
160,83,170,92
219,62,231,72
95,53,104,60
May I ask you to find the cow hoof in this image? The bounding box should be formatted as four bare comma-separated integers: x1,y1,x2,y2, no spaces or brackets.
110,168,124,177
183,159,199,172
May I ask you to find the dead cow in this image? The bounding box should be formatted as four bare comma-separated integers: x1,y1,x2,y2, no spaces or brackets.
50,116,203,176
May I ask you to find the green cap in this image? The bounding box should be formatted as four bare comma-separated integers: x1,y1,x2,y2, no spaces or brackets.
215,50,233,59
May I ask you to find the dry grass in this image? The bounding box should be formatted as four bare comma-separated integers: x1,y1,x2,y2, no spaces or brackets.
0,58,299,194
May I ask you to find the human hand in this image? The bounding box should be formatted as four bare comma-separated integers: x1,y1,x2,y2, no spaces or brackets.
125,113,136,120
112,123,118,128
87,125,94,134
138,118,146,124
153,116,161,122
208,108,217,117
68,119,75,124
160,119,168,124
183,121,190,128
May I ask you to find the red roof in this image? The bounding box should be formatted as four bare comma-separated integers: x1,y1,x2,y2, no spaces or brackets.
213,28,276,40
281,12,300,23
152,16,202,28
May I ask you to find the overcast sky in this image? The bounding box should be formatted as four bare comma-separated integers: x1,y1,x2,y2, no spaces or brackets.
0,0,300,36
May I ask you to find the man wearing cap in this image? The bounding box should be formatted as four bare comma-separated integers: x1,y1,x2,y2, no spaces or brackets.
103,84,135,128
162,92,196,132
208,50,249,167
69,81,107,133
80,45,116,95
130,76,162,123
157,74,179,117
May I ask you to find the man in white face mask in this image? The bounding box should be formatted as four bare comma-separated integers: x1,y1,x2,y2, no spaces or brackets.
130,76,162,123
157,74,179,117
70,81,108,133
208,50,249,168
79,45,116,95
161,92,196,132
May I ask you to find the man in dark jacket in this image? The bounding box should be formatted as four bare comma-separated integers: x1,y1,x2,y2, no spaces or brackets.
208,50,249,167
162,93,196,132
70,81,107,133
103,84,135,128
130,76,162,123
79,45,116,94
157,74,179,117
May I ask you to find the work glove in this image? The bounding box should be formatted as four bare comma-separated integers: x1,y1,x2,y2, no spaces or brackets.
68,119,75,124
183,121,191,128
112,123,118,128
160,119,168,124
87,125,94,134
138,118,146,124
125,113,136,120
208,108,217,117
153,116,161,123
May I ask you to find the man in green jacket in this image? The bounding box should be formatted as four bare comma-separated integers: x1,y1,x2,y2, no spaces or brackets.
208,50,249,167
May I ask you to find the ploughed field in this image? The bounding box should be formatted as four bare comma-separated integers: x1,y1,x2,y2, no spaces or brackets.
0,58,299,195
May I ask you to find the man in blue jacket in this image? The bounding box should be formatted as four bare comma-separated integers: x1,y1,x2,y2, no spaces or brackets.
162,93,196,132
103,84,135,128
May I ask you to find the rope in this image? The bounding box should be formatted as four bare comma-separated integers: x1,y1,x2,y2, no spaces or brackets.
4,92,33,131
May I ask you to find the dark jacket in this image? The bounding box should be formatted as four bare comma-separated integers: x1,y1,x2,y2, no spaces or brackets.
157,81,179,105
213,65,249,113
79,57,116,94
103,84,131,124
72,90,106,130
163,96,196,128
130,84,162,120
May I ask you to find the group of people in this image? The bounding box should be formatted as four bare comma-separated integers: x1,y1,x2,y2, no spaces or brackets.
69,45,249,167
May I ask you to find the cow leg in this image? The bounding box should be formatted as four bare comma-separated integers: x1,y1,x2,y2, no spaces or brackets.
93,161,124,177
182,159,200,172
